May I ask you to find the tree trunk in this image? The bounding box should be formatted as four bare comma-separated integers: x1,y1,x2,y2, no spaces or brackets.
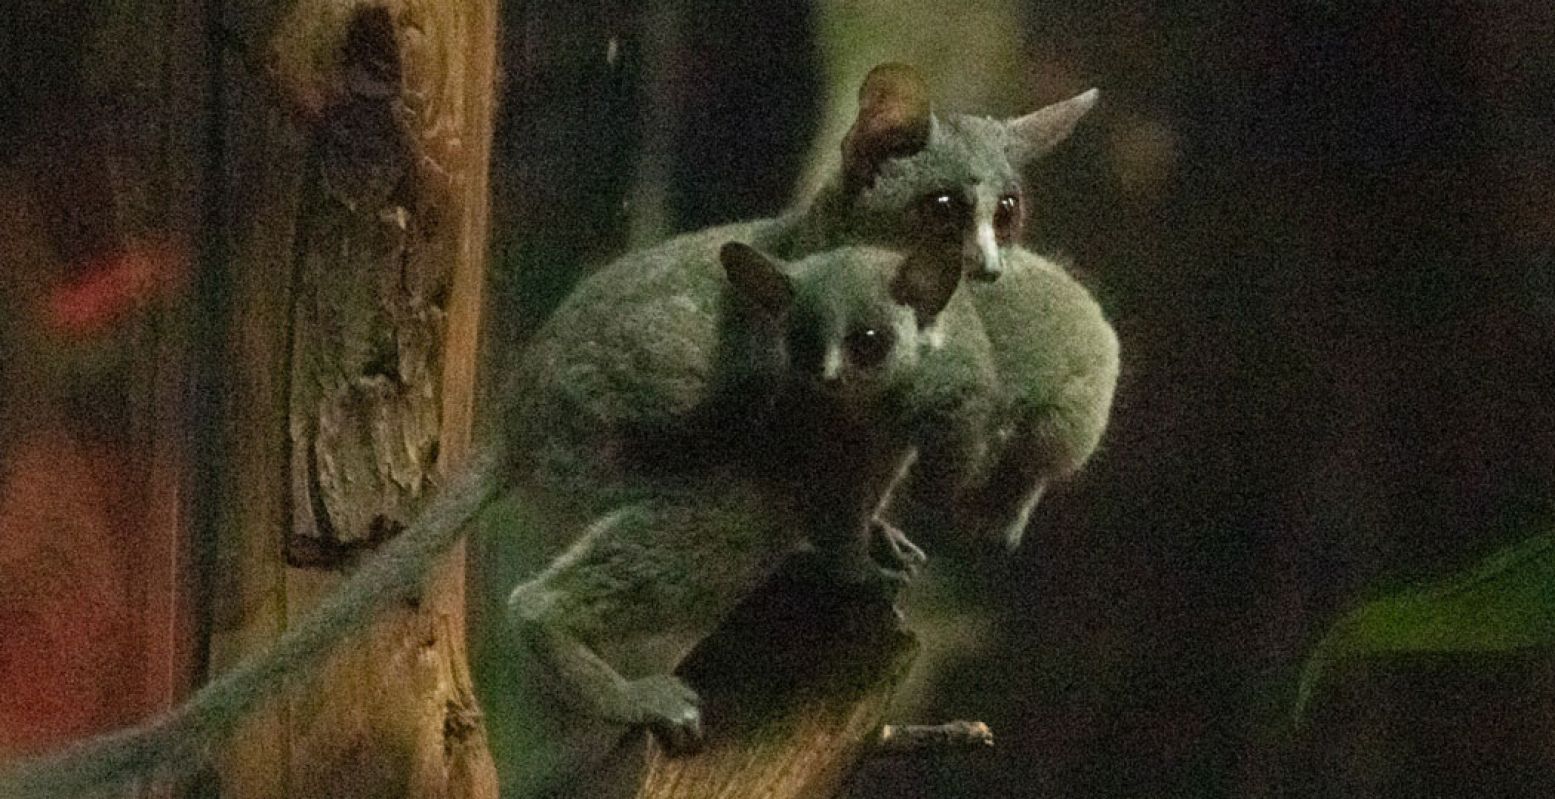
200,1,500,797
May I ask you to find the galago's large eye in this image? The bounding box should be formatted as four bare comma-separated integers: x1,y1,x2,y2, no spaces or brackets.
993,193,1022,243
845,327,893,369
915,191,966,239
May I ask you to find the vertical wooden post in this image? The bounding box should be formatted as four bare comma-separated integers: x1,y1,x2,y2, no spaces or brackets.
206,1,500,797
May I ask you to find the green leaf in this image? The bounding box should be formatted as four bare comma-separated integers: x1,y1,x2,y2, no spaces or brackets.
1294,533,1555,723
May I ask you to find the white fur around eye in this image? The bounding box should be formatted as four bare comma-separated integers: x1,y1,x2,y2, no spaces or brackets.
923,320,947,350
888,309,936,356
822,344,845,381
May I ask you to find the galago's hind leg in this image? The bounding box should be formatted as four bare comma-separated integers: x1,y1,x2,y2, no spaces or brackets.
868,449,928,577
507,508,703,752
506,492,798,754
965,424,1053,551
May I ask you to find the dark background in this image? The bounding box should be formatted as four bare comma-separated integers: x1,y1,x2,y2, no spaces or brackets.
488,2,1555,797
6,0,1555,795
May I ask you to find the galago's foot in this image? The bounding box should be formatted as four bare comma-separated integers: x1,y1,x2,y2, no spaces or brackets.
870,518,927,576
628,674,703,754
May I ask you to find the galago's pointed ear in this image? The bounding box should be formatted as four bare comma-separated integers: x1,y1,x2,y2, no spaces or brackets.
890,246,961,328
1005,88,1100,167
841,63,933,194
720,242,794,318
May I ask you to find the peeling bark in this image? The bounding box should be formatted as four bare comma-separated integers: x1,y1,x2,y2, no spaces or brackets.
208,1,499,797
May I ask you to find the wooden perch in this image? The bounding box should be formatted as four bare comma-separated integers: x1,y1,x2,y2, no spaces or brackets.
566,556,920,799
873,721,994,756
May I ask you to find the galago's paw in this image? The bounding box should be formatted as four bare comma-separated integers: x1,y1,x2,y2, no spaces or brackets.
629,674,703,754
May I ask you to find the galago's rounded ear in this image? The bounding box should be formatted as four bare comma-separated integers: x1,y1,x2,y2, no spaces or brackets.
1005,88,1100,168
720,242,794,318
890,246,961,328
841,63,932,194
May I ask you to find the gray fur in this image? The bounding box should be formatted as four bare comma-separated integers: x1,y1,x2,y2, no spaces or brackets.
893,248,1120,551
492,244,971,797
478,65,1113,786
507,66,1112,561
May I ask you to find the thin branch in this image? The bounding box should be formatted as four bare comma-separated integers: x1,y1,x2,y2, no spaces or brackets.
872,721,994,757
575,557,923,799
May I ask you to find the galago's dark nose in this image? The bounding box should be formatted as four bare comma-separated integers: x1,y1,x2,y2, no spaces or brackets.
965,257,1002,282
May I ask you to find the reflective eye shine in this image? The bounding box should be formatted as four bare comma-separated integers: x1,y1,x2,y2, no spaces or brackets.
845,327,892,369
994,193,1022,243
917,190,965,235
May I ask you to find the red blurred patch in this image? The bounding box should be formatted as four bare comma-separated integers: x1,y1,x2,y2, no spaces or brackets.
44,242,189,338
0,429,133,753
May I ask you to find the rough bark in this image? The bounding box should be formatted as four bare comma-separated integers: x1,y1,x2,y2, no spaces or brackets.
206,1,499,797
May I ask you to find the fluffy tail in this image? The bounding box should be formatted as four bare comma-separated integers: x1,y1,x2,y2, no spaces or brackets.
0,451,507,799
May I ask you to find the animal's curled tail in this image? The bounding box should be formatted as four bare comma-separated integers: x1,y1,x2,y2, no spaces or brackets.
0,451,506,799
